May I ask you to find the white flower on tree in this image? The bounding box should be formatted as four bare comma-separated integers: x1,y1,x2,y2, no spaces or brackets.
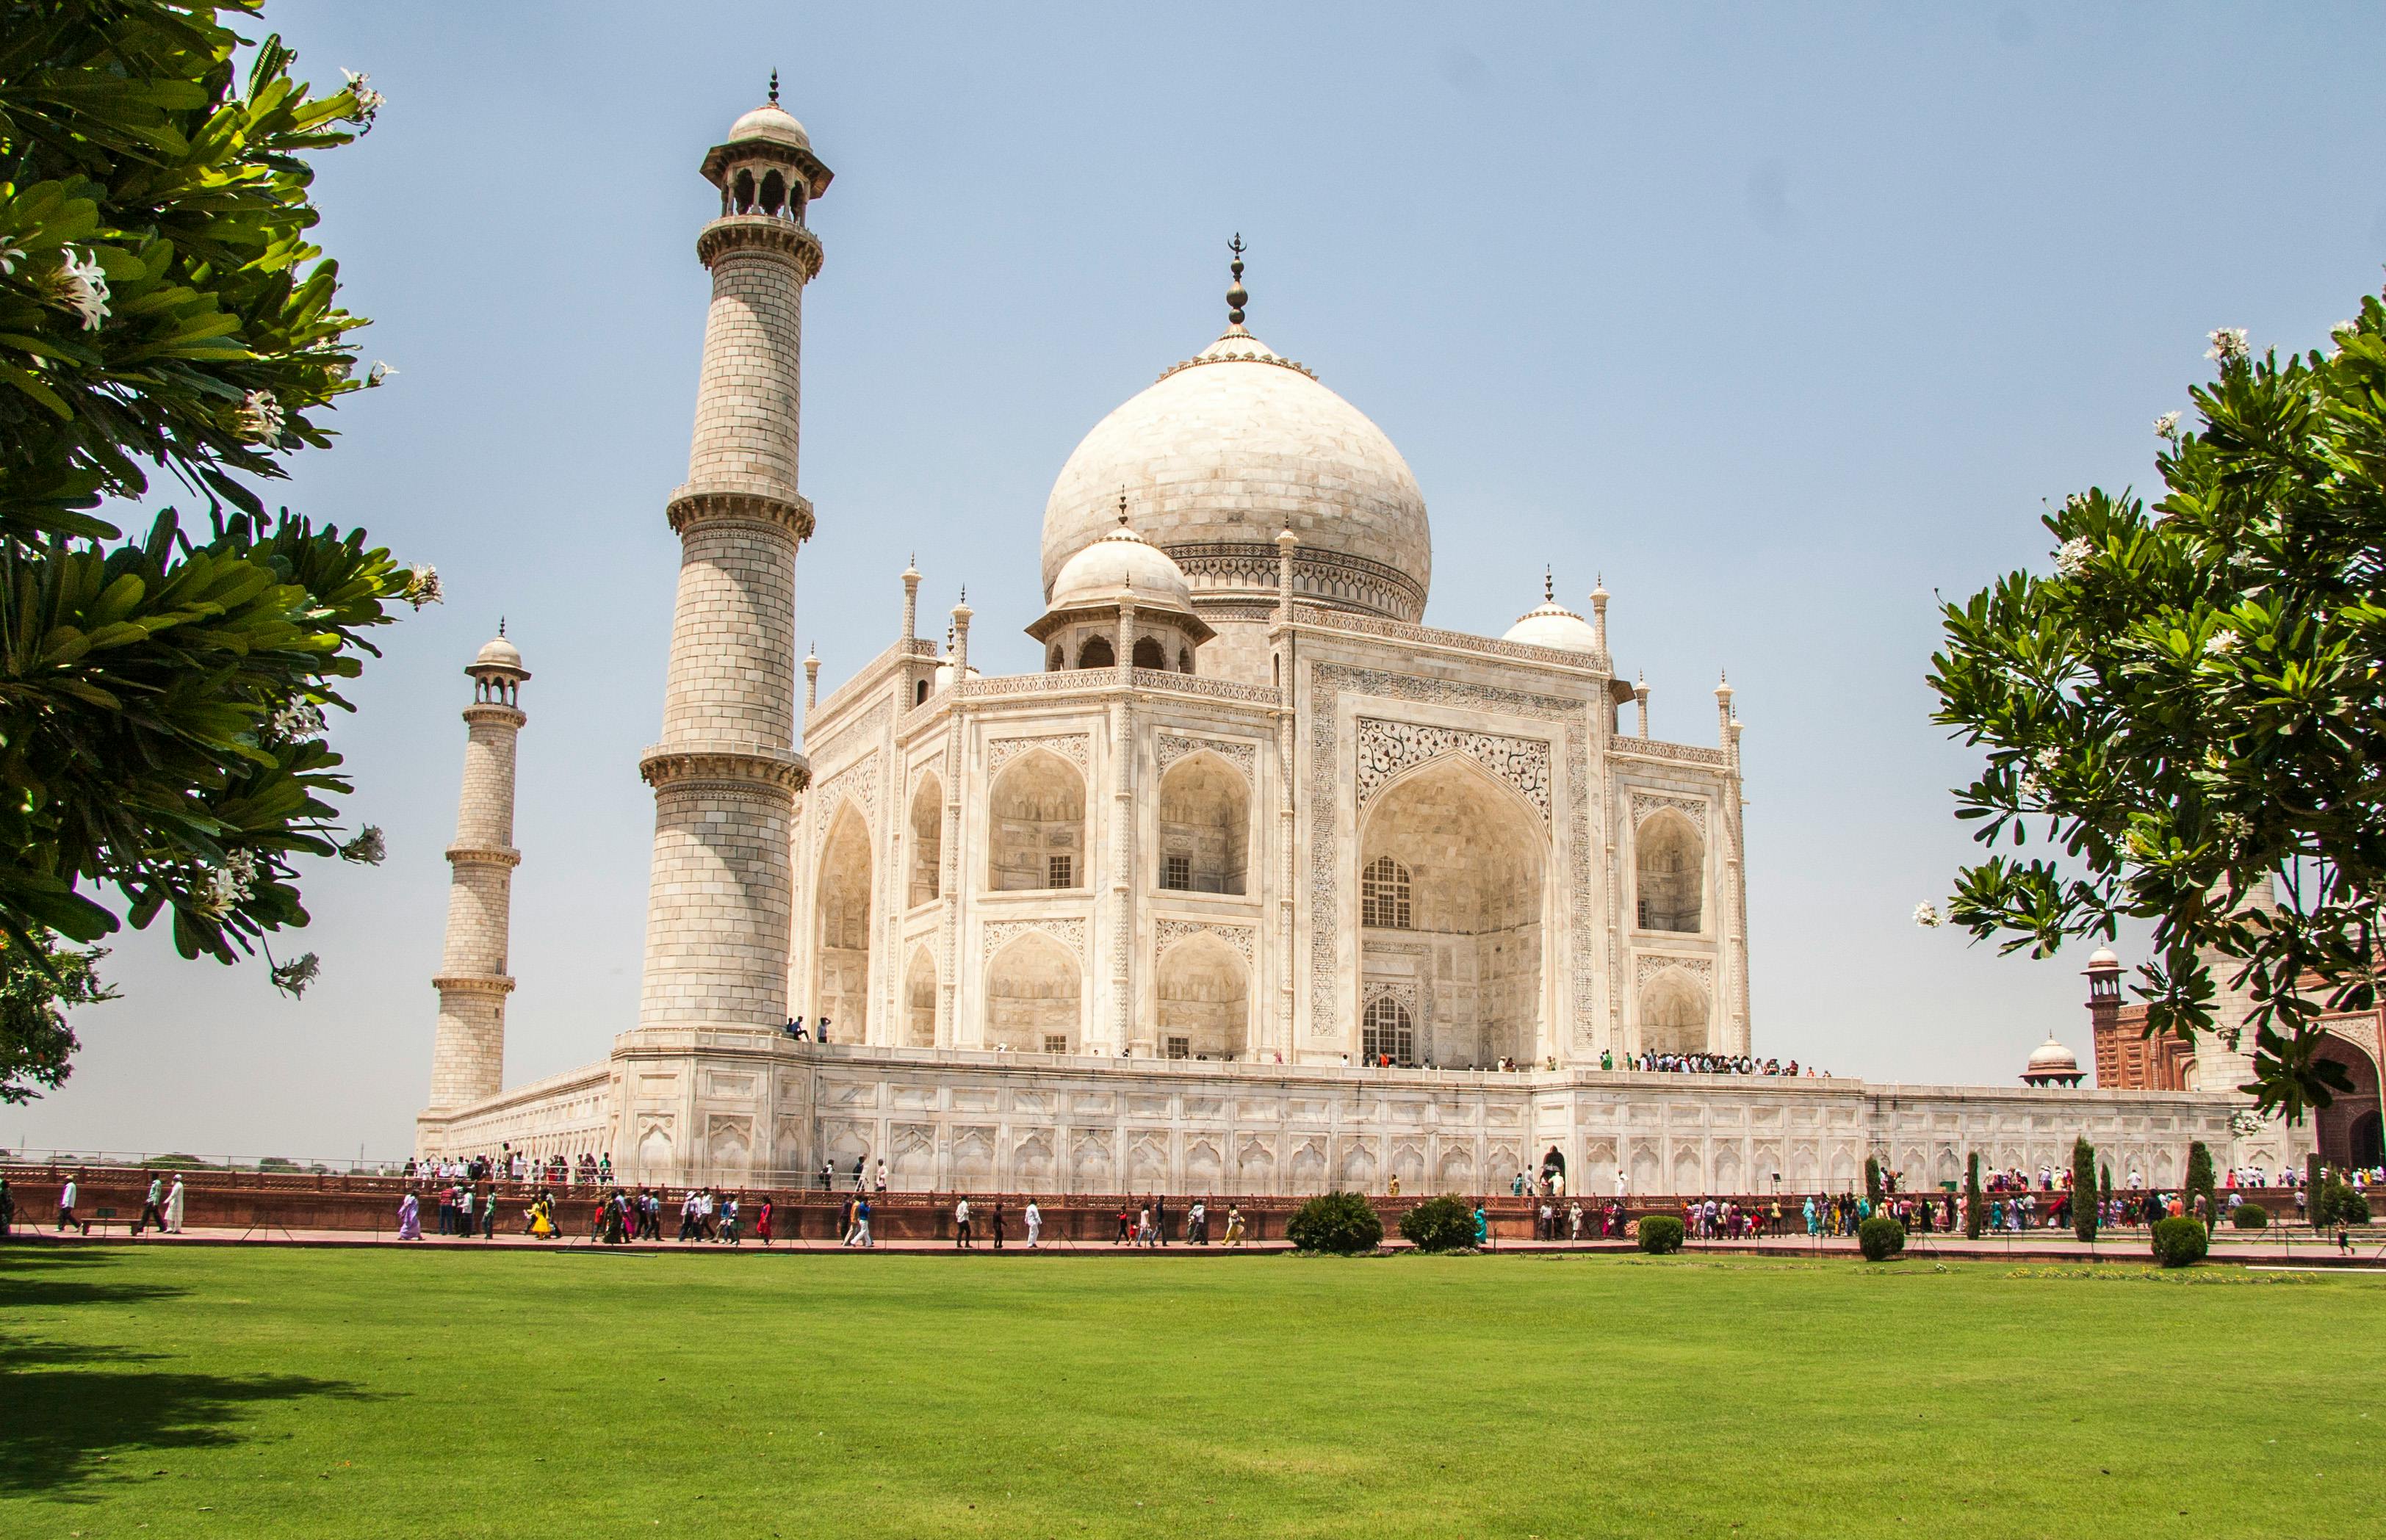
406,563,443,609
2154,411,2181,441
0,241,24,277
201,850,260,916
342,69,385,132
55,247,109,330
267,698,325,741
2054,536,2094,579
366,360,397,386
2205,327,2249,364
2205,629,2241,657
236,388,284,444
1912,900,1943,929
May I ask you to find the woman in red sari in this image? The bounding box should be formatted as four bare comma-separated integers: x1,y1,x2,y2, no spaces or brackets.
754,1197,774,1246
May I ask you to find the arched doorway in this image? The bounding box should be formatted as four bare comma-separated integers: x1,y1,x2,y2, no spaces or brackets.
987,749,1086,892
816,801,871,1041
1639,970,1710,1056
908,773,942,908
902,946,937,1048
1156,932,1250,1060
1157,752,1250,894
986,933,1082,1055
1357,756,1546,1068
2313,1028,2384,1169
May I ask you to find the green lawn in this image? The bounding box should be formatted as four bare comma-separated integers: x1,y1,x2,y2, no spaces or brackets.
1,1246,2380,1539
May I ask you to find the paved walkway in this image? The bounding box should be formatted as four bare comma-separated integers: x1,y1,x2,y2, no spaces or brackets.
11,1225,2385,1267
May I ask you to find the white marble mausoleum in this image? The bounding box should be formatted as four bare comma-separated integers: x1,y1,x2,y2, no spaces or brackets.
413,87,2302,1193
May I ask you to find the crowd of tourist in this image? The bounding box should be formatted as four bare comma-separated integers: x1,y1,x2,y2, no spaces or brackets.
1607,1051,1820,1076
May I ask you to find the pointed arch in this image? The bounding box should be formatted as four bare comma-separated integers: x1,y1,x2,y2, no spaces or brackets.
1638,969,1709,1057
1132,635,1167,670
902,945,938,1049
1635,809,1704,933
1156,930,1250,1060
1156,751,1250,894
985,932,1083,1054
1077,635,1114,670
987,748,1086,892
908,771,943,907
1357,753,1546,1069
816,800,872,1041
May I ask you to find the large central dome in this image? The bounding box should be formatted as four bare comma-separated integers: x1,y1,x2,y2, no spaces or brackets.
1041,325,1430,623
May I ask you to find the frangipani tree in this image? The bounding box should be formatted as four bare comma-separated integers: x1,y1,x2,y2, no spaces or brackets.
1929,295,2386,1122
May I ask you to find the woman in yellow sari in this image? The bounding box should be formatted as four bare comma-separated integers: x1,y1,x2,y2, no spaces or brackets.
528,1193,556,1239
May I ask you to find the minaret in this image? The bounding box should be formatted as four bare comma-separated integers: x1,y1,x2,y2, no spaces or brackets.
635,82,829,1041
428,626,530,1110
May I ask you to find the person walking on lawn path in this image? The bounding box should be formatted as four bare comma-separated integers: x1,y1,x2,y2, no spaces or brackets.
136,1174,165,1235
954,1196,973,1248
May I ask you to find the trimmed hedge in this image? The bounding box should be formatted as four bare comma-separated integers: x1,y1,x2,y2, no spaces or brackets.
1396,1195,1478,1254
1856,1214,1906,1262
1637,1215,1685,1254
2150,1215,2209,1268
2230,1201,2269,1230
2071,1137,2099,1242
1286,1190,1383,1254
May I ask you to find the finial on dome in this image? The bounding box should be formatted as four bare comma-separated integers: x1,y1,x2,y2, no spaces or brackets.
1226,234,1248,326
768,69,779,105
1543,566,1554,603
1118,485,1130,527
498,615,506,637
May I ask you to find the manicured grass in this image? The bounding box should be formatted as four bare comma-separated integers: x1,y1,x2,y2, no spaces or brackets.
2,1246,2382,1538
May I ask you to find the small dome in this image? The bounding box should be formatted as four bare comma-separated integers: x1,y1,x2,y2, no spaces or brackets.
1503,599,1599,654
727,101,810,151
472,633,522,670
1048,521,1195,612
2027,1035,2080,1073
2087,946,2120,969
932,658,980,691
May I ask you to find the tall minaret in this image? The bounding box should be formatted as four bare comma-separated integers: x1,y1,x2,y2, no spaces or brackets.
635,82,829,1040
428,626,530,1109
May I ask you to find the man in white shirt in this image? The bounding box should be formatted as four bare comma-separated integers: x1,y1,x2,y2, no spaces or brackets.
954,1196,973,1249
57,1176,78,1232
1024,1199,1042,1248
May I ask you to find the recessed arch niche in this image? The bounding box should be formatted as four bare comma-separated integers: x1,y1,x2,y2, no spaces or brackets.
815,800,871,1041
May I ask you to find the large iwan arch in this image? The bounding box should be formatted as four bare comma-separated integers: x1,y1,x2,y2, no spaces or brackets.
1356,755,1546,1068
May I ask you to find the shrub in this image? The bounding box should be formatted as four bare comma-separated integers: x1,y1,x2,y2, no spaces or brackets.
2149,1216,2209,1268
1964,1152,1983,1239
1864,1155,1882,1202
1857,1214,1906,1261
2317,1182,2371,1228
1286,1190,1382,1255
2230,1202,2269,1230
1396,1195,1478,1254
2072,1138,2099,1243
1637,1215,1685,1254
2186,1140,2216,1227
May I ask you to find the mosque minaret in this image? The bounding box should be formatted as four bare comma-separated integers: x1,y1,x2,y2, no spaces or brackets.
633,76,826,1041
424,626,529,1112
414,82,2292,1196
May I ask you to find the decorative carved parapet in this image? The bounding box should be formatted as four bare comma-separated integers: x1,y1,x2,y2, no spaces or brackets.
665,487,815,541
1284,602,1607,672
433,974,516,997
460,702,526,731
944,668,1283,710
696,214,824,278
1607,739,1731,768
639,745,810,794
444,844,522,869
1174,544,1427,625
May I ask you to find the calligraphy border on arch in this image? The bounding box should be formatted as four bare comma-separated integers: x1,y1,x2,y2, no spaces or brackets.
1310,665,1591,1044
1628,790,1709,836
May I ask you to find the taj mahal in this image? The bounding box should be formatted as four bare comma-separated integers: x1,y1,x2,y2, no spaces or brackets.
411,87,2313,1195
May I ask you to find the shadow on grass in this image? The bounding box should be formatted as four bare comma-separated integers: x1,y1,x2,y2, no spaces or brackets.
0,1251,380,1498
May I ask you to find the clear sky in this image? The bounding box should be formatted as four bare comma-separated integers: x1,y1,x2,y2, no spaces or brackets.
14,2,2385,1162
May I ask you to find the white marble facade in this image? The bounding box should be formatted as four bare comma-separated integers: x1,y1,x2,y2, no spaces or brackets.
414,89,2299,1189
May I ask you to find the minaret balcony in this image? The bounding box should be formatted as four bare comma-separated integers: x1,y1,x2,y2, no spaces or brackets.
696,214,822,276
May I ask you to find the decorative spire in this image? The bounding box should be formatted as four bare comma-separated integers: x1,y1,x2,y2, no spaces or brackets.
1119,485,1130,527
768,69,779,106
498,615,506,637
1226,234,1248,326
1543,566,1554,604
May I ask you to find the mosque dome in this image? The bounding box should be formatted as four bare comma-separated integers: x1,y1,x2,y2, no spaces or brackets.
727,101,811,151
1041,324,1431,622
1502,588,1599,654
1049,518,1196,612
2026,1035,2080,1075
2087,947,2120,969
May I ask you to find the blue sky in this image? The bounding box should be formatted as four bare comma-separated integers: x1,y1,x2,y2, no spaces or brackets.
15,2,2386,1160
